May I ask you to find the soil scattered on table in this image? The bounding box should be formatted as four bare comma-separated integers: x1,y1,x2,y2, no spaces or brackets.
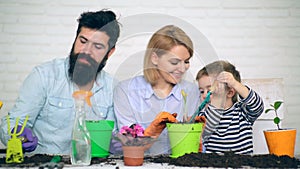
0,154,53,168
0,154,118,168
0,152,299,168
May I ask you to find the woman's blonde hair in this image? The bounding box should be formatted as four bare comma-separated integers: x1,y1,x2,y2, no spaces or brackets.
143,25,193,85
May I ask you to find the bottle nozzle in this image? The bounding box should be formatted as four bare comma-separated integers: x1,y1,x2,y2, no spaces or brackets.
73,90,93,106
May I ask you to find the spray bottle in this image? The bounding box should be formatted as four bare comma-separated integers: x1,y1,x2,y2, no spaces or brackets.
71,90,92,165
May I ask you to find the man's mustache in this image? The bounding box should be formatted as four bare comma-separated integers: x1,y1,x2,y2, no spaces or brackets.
75,53,98,68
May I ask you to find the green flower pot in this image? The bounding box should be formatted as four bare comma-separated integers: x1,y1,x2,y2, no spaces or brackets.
167,123,203,158
86,120,114,158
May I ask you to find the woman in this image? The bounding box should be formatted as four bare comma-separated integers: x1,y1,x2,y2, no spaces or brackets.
114,25,200,155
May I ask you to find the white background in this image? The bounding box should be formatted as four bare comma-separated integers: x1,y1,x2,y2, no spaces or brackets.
0,0,299,155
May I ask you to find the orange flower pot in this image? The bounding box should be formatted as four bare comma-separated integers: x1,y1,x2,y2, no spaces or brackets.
122,146,144,166
263,128,296,157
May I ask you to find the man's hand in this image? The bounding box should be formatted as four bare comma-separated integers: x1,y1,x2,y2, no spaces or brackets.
144,112,178,137
12,126,38,152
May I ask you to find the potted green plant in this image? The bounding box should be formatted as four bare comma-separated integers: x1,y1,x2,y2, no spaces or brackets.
264,101,283,130
263,100,297,157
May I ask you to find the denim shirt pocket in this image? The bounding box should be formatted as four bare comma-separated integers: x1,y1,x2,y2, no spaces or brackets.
47,97,74,129
89,104,109,120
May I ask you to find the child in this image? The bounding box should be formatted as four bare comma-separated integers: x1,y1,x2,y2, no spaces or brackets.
196,60,264,154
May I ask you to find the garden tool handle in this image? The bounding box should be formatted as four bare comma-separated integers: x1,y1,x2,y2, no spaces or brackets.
188,80,219,123
39,155,64,169
7,115,29,137
50,155,62,163
189,91,212,123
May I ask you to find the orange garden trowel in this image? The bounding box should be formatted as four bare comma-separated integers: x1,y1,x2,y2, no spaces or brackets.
5,115,29,163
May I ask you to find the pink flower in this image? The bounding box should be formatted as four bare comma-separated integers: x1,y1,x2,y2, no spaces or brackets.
120,126,132,135
133,124,144,137
115,124,156,146
120,124,144,138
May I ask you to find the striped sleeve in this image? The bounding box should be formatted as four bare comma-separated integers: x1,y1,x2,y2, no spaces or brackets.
239,87,264,124
200,106,224,143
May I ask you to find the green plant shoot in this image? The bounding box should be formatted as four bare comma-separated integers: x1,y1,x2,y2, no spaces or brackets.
265,101,283,130
181,90,188,122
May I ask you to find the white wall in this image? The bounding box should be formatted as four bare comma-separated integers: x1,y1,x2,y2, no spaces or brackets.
0,0,300,155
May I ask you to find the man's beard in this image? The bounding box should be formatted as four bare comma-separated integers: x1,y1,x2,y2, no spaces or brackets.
68,50,109,86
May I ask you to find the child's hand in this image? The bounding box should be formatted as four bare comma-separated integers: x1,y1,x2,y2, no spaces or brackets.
212,81,226,96
210,83,227,109
216,71,238,89
210,76,228,109
216,71,249,99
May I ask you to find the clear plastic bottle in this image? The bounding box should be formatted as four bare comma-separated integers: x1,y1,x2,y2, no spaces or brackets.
71,90,92,165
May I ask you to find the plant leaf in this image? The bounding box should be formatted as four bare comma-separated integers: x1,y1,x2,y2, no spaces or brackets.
274,117,280,125
274,101,283,110
181,89,187,103
265,108,273,113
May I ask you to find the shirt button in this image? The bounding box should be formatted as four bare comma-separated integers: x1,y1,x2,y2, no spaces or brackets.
58,102,62,107
100,112,104,116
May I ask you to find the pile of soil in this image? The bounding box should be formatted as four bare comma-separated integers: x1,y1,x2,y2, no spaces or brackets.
0,152,299,168
150,152,300,168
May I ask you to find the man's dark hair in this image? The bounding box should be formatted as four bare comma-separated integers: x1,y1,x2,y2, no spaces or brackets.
68,10,121,86
76,9,120,50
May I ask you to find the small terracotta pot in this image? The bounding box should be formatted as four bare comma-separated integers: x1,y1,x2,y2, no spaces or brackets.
122,146,144,166
264,128,296,157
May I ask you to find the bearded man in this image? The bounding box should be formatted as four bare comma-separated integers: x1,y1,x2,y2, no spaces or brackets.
0,9,120,155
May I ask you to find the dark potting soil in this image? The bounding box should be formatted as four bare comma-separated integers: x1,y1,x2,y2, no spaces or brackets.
0,152,299,168
150,152,300,168
0,154,117,168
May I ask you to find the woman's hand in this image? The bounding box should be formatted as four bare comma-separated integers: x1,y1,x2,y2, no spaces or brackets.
144,112,178,137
